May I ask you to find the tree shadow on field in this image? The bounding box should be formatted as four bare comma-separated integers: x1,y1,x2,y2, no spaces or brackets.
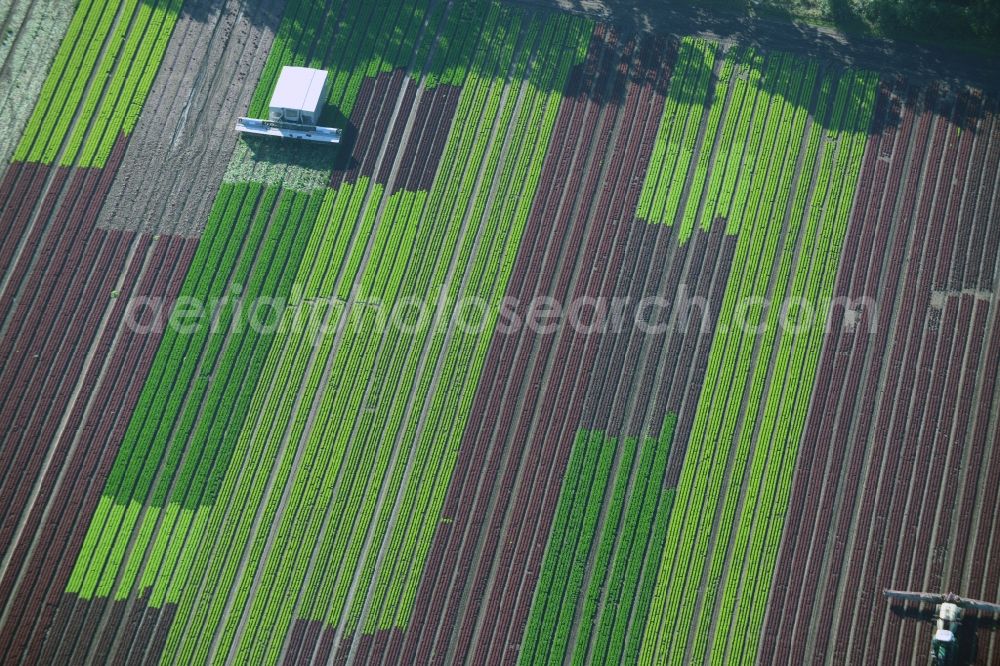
167,0,285,29
511,0,1000,109
748,45,905,133
562,29,670,109
543,5,908,143
598,4,998,143
319,106,359,172
625,26,906,137
253,0,597,101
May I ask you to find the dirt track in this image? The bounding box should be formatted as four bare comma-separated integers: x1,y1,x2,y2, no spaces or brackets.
514,0,1000,92
97,0,285,236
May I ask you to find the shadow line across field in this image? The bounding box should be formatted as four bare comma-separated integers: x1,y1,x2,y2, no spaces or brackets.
510,0,1000,95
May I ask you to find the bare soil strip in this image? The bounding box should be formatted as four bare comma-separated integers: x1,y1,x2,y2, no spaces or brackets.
97,0,286,236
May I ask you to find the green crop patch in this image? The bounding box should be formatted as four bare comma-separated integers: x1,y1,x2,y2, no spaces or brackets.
639,51,877,665
12,0,182,167
522,416,678,666
64,1,592,663
14,0,985,663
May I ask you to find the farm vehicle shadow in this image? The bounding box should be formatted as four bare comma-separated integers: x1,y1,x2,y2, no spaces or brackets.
954,614,1000,665
889,604,1000,665
240,111,360,172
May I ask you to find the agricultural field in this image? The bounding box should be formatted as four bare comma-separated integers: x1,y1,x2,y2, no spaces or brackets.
0,0,998,665
0,0,76,164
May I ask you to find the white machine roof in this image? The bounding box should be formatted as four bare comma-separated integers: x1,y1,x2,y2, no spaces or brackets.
934,629,955,643
939,603,962,621
269,67,328,114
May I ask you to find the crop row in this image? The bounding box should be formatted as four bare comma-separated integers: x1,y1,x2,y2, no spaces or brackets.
0,169,107,429
446,16,589,659
685,55,812,666
382,23,616,659
520,416,678,665
154,3,452,653
840,99,940,661
764,79,900,666
713,69,877,666
468,31,669,664
374,14,592,664
636,37,718,232
55,2,591,664
764,88,902,662
695,47,753,231
240,6,580,660
249,0,439,123
0,211,197,663
763,87,1000,666
0,222,129,528
65,177,325,664
677,48,735,240
807,89,936,660
864,99,971,661
369,10,589,637
296,6,518,645
0,0,75,165
635,39,695,220
67,183,275,596
13,0,118,163
349,10,589,640
642,50,808,663
639,51,879,665
381,27,694,666
612,420,677,664
0,125,138,572
13,0,181,167
520,432,610,665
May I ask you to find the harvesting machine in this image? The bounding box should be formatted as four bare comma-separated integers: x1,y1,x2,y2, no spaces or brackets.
884,589,1000,665
236,66,342,144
